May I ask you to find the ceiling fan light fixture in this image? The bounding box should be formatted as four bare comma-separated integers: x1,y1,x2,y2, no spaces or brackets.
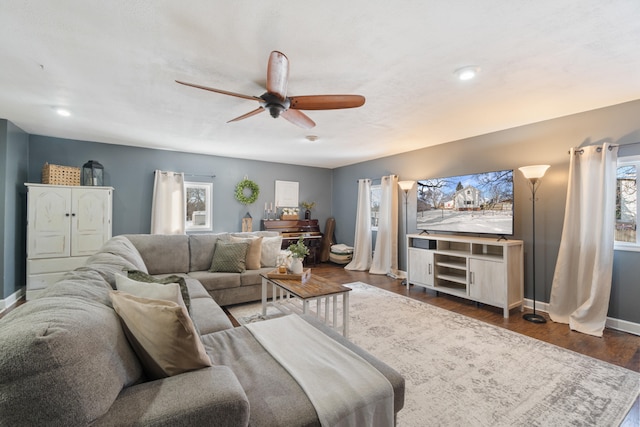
305,135,319,142
455,66,480,81
267,104,284,118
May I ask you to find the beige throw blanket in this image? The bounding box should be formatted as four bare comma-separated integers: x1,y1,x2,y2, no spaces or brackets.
246,314,394,427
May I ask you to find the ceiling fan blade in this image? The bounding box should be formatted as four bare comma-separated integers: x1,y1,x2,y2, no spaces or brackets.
227,107,265,123
280,109,316,129
289,95,366,110
175,80,261,101
266,51,289,101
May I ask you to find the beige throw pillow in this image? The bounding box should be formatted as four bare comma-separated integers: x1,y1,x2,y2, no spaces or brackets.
230,236,263,270
115,273,186,309
109,291,212,379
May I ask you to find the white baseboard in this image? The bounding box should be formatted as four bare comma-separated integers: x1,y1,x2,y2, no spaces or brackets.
604,317,640,336
0,288,25,314
524,298,640,336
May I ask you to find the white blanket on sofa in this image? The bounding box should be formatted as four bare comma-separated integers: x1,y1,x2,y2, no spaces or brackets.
246,314,393,427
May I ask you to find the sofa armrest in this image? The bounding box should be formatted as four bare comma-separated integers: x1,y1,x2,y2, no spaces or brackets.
92,366,249,427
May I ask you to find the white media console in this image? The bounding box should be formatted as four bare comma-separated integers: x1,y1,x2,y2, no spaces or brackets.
406,233,524,318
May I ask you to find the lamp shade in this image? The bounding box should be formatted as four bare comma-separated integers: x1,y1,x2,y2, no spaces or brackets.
518,165,550,180
398,181,414,192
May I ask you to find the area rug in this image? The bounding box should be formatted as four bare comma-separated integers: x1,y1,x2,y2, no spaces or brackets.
228,282,640,427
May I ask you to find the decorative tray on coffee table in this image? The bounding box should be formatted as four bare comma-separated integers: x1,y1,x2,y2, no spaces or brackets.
266,268,311,281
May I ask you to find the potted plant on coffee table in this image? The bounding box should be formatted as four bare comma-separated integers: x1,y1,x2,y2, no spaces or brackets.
287,236,309,274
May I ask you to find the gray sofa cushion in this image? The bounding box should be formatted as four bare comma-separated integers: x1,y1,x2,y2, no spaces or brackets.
240,268,273,286
189,233,229,272
202,327,320,426
41,269,113,304
0,296,143,425
83,251,150,289
92,366,250,427
125,234,190,274
229,231,280,238
99,235,148,273
189,297,234,334
188,271,241,291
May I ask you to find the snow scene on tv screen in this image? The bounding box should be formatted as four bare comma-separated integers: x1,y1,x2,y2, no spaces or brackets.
417,169,514,235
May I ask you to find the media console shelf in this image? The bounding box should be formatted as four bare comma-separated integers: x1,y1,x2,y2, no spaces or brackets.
406,234,524,318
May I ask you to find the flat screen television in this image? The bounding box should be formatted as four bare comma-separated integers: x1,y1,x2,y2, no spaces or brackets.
416,169,514,236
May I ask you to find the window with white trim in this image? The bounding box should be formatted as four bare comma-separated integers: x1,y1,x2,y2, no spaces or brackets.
371,184,381,231
615,155,639,251
185,182,212,232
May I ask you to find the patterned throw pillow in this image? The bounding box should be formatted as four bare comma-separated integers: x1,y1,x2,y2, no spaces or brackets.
209,241,249,273
230,236,263,270
126,270,191,314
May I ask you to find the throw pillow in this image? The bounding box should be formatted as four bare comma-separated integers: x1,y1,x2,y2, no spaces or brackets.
209,241,249,273
126,270,191,314
115,274,185,309
261,236,283,267
230,236,263,270
109,291,212,379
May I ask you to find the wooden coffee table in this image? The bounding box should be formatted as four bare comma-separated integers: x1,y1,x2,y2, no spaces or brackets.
261,274,352,337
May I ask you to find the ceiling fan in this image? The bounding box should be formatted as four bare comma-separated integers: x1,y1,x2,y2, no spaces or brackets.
176,51,365,129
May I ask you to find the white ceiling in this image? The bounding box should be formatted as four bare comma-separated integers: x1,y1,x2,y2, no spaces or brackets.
1,1,640,168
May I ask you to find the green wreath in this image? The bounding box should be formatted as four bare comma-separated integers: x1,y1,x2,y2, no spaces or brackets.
234,177,260,205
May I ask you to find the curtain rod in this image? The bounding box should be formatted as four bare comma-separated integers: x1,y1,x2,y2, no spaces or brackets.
153,171,216,178
569,141,640,155
185,173,216,178
355,174,398,183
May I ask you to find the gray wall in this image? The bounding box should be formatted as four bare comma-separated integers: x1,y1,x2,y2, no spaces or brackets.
333,99,640,324
4,99,640,323
0,120,29,300
28,136,333,237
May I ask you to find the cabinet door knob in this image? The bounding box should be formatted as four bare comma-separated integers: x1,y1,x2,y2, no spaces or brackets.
65,213,70,217
72,213,76,217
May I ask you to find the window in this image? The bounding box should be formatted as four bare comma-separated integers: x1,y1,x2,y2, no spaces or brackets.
615,156,639,251
185,182,212,232
371,185,381,231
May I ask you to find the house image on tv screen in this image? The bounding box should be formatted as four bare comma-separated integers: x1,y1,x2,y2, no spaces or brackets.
452,185,482,210
416,169,514,235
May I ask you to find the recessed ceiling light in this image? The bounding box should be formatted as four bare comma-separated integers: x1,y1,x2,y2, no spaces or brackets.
55,108,71,117
454,66,480,81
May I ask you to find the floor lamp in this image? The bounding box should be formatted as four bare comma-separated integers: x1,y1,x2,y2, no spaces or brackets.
519,165,550,324
398,181,414,286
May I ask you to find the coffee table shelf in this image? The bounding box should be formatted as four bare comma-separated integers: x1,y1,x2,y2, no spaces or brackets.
261,274,352,337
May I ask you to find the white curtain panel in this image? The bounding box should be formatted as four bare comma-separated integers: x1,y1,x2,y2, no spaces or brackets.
151,170,186,235
345,179,372,271
370,175,399,276
549,143,618,337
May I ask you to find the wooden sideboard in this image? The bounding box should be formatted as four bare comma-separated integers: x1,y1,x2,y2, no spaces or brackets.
261,219,322,265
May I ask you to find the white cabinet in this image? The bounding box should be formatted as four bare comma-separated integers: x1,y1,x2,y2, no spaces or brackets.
408,247,434,287
406,234,523,318
25,184,113,299
469,258,503,307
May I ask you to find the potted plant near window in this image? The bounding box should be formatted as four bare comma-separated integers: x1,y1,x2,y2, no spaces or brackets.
287,236,309,274
300,201,315,220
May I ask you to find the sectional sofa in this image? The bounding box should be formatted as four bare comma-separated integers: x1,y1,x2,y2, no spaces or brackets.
0,232,404,426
